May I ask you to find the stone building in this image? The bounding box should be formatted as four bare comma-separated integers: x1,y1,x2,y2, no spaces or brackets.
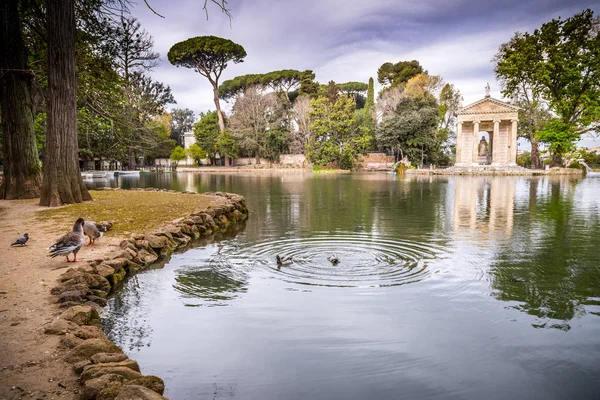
455,85,519,167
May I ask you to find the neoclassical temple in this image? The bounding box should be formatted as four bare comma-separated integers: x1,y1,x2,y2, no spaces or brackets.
455,85,519,167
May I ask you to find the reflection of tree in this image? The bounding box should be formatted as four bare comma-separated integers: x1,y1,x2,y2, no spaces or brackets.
173,267,247,306
490,178,600,330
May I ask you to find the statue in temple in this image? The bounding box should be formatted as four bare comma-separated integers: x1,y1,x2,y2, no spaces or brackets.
478,136,488,156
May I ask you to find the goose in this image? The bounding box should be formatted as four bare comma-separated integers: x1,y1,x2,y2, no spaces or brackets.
276,254,293,266
83,221,106,246
328,255,340,265
49,218,85,262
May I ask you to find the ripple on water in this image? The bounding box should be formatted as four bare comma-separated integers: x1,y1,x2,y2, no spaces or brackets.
232,233,444,288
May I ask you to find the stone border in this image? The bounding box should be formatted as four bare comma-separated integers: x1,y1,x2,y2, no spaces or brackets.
406,167,585,176
43,190,249,400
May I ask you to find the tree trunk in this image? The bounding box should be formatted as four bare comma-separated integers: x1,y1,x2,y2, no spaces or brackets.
551,154,563,168
0,0,42,199
40,0,92,206
530,138,541,169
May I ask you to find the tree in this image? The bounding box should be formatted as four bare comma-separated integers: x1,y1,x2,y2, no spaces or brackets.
170,145,186,169
366,77,375,110
324,80,339,103
291,94,312,153
228,86,287,162
298,70,319,98
437,83,463,157
112,17,159,83
376,94,441,166
40,0,92,206
167,36,246,134
494,9,600,166
218,73,263,101
186,143,206,165
262,69,301,94
377,60,424,87
0,0,42,199
404,73,444,99
215,130,237,164
170,108,195,146
193,110,221,164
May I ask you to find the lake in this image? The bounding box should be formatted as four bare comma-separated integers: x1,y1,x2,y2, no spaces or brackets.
87,171,600,400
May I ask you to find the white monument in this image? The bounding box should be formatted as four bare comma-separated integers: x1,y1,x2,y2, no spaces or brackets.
455,84,519,167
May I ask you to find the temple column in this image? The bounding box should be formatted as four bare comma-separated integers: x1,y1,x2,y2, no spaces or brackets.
491,119,500,165
455,122,463,164
472,120,480,165
508,119,518,166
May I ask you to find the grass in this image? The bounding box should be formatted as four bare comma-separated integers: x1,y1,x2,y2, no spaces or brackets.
36,190,222,236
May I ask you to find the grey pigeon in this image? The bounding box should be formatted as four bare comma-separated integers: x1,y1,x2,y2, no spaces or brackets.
48,218,85,262
83,221,105,246
11,233,29,247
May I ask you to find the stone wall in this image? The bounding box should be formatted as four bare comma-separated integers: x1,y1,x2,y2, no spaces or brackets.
232,157,270,166
44,190,249,400
357,153,395,171
279,154,307,167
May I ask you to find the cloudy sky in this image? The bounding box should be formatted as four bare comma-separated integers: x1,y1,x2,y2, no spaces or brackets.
132,0,600,147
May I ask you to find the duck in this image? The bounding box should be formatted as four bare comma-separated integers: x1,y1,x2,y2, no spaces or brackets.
83,221,106,246
276,254,293,266
48,218,85,262
328,255,340,265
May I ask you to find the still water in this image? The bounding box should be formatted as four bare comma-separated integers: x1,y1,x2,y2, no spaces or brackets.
89,172,600,400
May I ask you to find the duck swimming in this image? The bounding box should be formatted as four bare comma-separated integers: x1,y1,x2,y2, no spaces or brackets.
276,254,293,266
328,255,340,265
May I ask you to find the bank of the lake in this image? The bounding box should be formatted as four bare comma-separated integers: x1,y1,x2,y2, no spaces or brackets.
0,189,248,400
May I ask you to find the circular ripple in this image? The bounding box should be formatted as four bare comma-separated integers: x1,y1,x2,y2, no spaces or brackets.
229,233,444,288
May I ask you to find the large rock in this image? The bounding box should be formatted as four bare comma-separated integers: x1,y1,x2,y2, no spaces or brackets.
73,325,106,340
91,353,129,364
51,283,90,295
60,334,84,349
125,376,165,396
145,234,169,251
135,249,158,265
80,366,142,383
84,373,125,400
94,264,115,279
60,305,101,326
44,319,78,335
115,385,167,400
64,338,122,363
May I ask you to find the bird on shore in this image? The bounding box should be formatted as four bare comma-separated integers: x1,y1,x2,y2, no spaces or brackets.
328,255,340,265
83,221,106,246
276,254,293,266
48,218,85,262
10,233,29,247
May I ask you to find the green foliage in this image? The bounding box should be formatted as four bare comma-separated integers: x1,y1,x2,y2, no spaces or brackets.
262,69,302,92
376,94,442,166
517,151,532,167
366,77,375,110
170,108,195,146
186,143,207,164
143,119,176,162
170,146,186,164
218,74,263,100
193,111,222,158
377,60,424,87
338,82,368,95
299,70,320,98
306,95,368,169
167,36,247,75
324,81,339,103
215,130,238,158
494,9,600,159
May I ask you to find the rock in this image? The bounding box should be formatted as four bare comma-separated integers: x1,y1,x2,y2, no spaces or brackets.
173,236,191,247
134,240,152,252
57,290,86,304
81,359,141,382
182,218,195,226
84,374,125,400
145,234,169,251
115,385,167,400
60,334,84,349
64,338,122,363
132,233,144,240
176,224,192,235
73,359,91,374
119,240,137,252
91,289,108,298
73,325,106,340
80,366,142,383
51,283,89,296
104,258,128,270
135,249,158,265
171,217,184,225
124,260,143,275
91,353,129,364
86,294,108,307
44,319,77,335
60,305,101,326
125,376,165,395
232,209,243,221
160,225,185,238
94,264,115,280
200,213,216,228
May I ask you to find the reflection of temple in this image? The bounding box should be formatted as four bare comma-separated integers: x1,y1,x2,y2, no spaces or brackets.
452,177,515,236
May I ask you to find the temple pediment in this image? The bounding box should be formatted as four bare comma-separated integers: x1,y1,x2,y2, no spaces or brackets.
459,97,520,114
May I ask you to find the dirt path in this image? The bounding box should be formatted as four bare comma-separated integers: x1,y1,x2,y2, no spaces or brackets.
0,200,121,400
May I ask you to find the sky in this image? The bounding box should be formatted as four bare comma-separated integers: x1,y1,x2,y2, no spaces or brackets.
131,0,600,148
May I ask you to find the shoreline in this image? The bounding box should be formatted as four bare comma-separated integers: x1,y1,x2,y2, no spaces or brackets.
0,189,248,400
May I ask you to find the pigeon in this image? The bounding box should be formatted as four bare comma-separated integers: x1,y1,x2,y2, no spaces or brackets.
276,254,293,266
11,233,29,247
328,255,340,265
48,218,85,262
83,221,106,246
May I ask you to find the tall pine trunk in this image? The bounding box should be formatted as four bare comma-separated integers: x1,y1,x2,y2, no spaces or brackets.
0,0,42,199
40,0,92,206
211,82,230,166
530,137,541,169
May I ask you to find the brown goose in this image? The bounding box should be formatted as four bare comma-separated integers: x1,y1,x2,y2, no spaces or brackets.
49,218,85,262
